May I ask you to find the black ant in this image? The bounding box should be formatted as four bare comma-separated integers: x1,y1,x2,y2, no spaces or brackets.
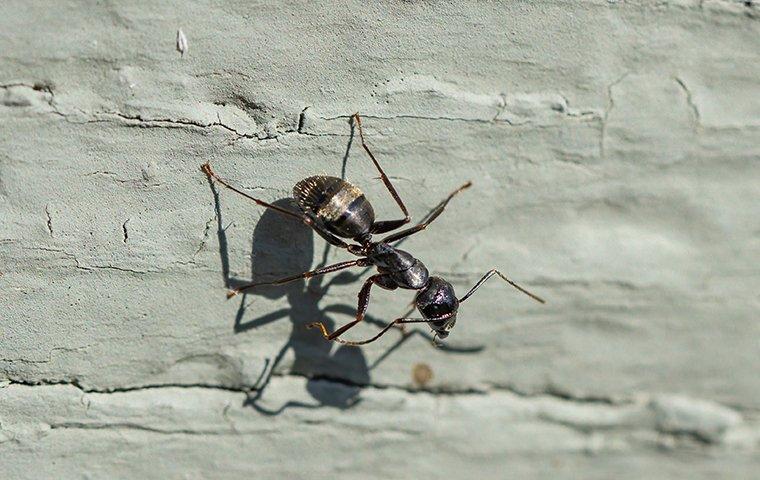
201,113,545,346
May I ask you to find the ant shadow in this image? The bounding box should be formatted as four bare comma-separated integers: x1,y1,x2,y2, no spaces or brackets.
206,120,483,415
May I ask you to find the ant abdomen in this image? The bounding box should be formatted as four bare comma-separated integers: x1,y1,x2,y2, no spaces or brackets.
293,176,375,239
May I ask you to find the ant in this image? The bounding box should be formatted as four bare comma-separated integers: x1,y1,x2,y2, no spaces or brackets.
201,113,545,346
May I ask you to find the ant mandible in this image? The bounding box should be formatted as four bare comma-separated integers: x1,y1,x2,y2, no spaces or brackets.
201,113,545,346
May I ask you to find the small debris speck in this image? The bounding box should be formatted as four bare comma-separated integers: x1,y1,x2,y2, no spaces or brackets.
176,28,188,57
412,363,433,387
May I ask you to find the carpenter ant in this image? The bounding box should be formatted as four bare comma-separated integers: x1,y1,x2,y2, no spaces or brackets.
201,113,545,346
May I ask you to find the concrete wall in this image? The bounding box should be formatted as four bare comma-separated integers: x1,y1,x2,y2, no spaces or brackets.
1,1,758,478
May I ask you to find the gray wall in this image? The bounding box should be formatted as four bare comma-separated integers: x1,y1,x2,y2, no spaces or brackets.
1,1,758,478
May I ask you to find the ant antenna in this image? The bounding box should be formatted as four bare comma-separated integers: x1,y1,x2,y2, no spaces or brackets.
459,269,545,304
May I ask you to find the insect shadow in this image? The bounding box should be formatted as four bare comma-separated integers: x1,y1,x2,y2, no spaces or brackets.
205,121,483,415
210,193,412,414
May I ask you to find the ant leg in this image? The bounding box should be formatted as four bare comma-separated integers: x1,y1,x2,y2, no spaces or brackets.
371,218,409,235
459,269,546,304
351,113,411,234
307,274,396,340
324,301,413,335
390,301,416,335
202,162,305,221
309,220,360,251
316,317,430,346
228,258,369,298
366,303,418,369
201,162,358,251
381,181,472,243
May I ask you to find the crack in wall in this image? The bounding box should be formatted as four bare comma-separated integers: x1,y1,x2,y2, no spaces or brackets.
49,422,244,436
194,215,216,255
47,421,277,436
1,81,67,118
674,76,702,129
702,0,759,18
27,245,88,270
0,345,94,366
5,79,605,140
2,375,754,448
9,241,219,275
0,371,735,416
627,0,760,18
4,378,250,394
600,72,630,158
70,109,343,142
84,264,150,274
26,250,153,274
1,373,611,400
320,112,499,125
102,111,258,138
318,110,599,127
297,106,309,133
44,205,53,237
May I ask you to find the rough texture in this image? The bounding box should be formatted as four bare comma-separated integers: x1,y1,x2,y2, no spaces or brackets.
1,1,758,478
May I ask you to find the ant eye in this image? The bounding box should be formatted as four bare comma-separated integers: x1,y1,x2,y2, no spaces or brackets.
445,316,457,331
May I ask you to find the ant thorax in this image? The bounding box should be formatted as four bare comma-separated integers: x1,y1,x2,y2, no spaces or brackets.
366,243,430,290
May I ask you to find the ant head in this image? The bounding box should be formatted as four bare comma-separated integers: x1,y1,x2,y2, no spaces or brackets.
415,276,460,338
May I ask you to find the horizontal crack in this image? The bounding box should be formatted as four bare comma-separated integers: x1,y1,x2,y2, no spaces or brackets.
58,109,343,141
320,113,499,125
2,372,567,399
487,381,626,405
48,422,247,436
317,112,598,127
101,111,256,138
5,378,250,394
4,375,751,449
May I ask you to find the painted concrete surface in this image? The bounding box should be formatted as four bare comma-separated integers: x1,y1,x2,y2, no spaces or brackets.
1,1,758,478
